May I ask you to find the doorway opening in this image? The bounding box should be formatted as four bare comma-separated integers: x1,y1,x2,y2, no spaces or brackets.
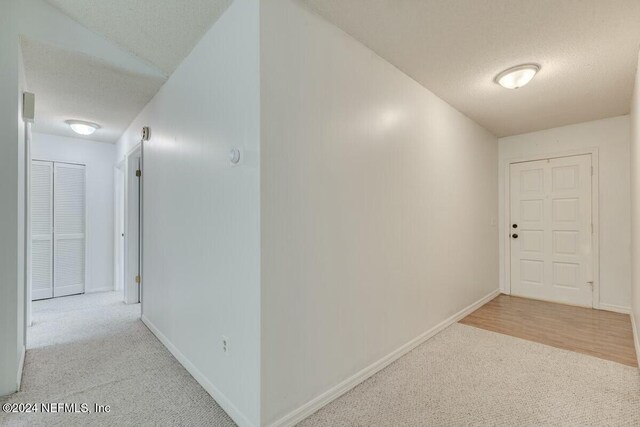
114,159,125,296
123,144,142,305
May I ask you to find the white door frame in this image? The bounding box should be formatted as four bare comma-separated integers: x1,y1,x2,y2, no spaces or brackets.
124,144,142,305
502,147,600,309
25,123,32,330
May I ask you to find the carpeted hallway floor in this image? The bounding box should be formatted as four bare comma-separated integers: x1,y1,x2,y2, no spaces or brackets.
0,292,235,427
2,292,639,426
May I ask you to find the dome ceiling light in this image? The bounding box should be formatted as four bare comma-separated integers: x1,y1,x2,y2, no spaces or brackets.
495,64,540,89
66,120,100,136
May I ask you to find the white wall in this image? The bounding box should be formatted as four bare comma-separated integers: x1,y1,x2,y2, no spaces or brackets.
31,133,117,293
260,0,499,424
499,116,632,311
0,0,26,397
116,0,261,425
631,53,640,361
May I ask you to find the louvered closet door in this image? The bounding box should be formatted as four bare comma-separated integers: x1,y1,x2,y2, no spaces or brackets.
31,161,54,300
53,163,86,297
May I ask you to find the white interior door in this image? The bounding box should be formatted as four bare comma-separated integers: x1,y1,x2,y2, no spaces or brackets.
53,163,86,298
510,154,593,307
31,160,53,300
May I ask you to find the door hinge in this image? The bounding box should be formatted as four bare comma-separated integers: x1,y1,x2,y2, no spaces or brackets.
135,275,141,284
136,169,142,177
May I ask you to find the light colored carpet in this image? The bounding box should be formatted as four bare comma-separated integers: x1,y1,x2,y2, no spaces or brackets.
299,323,640,427
0,292,235,427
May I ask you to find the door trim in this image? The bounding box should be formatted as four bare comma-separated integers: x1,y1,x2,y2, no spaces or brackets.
502,147,600,309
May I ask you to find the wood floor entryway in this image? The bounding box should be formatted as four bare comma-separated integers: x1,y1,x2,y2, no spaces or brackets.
460,294,638,367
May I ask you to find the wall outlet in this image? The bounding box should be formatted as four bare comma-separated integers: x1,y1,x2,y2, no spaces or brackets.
222,336,229,354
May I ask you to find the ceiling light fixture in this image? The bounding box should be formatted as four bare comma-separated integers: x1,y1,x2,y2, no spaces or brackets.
495,64,540,89
66,120,100,136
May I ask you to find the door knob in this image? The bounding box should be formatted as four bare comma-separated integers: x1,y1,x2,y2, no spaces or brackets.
512,224,518,229
512,233,518,239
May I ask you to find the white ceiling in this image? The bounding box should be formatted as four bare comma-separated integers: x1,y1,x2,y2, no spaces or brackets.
20,0,232,143
26,0,640,140
43,0,233,75
302,0,640,137
22,37,165,143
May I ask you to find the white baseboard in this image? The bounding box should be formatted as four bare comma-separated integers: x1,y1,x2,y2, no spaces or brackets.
141,315,255,427
86,287,115,294
17,345,25,390
268,288,501,427
598,303,631,314
631,312,640,369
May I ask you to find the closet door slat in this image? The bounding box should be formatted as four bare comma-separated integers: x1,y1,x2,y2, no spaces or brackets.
31,160,54,300
53,163,86,298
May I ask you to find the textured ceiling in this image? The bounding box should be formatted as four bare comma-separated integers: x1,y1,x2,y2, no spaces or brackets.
302,0,640,137
21,37,165,143
20,0,232,143
43,0,233,75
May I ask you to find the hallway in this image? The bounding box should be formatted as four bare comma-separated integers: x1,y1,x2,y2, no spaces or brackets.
0,293,234,426
3,1,640,425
